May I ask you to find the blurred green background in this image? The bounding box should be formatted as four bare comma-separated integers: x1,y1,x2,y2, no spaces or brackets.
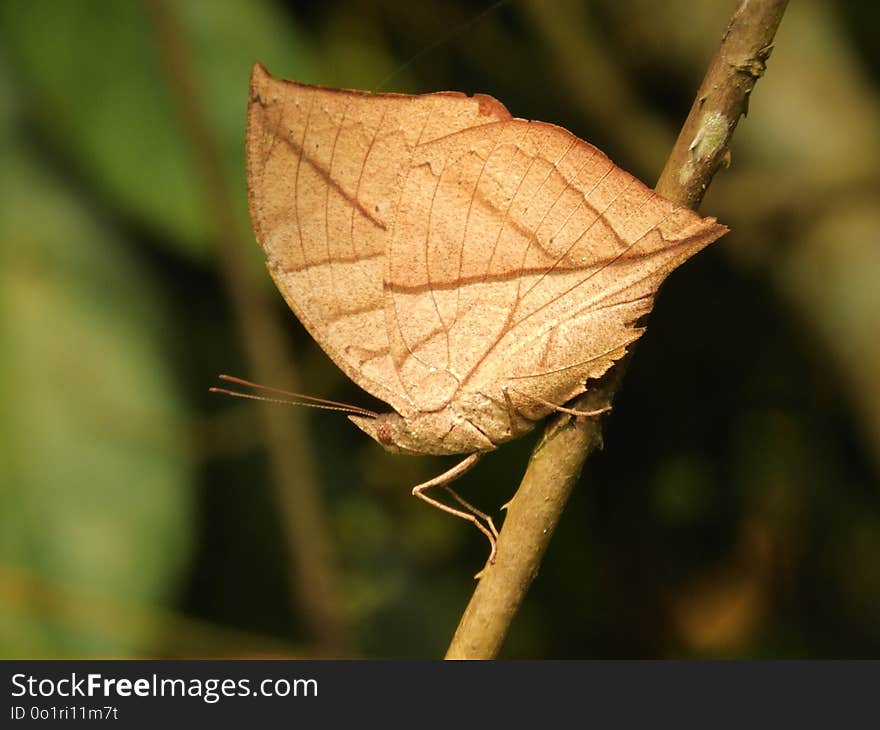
1,0,878,659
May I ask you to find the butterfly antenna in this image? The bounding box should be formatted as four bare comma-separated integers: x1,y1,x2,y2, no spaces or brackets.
211,374,378,418
372,0,510,92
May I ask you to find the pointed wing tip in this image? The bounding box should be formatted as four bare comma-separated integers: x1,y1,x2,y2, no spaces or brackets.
698,215,729,233
685,215,729,257
249,61,274,104
679,208,730,245
658,209,729,261
250,60,271,84
707,217,731,241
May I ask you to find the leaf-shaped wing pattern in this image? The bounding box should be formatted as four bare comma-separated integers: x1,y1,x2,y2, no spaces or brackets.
247,64,726,438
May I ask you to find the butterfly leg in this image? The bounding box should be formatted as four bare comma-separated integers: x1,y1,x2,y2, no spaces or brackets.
442,486,499,539
503,385,611,420
412,453,498,565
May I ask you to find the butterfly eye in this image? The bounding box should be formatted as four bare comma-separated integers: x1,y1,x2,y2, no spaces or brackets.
376,421,394,447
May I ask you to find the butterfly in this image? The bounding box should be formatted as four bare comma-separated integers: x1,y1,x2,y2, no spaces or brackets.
236,63,726,559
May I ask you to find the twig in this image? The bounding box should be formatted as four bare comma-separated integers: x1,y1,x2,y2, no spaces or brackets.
147,0,349,656
446,0,789,660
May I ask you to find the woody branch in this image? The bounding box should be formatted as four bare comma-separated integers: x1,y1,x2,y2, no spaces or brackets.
446,0,790,660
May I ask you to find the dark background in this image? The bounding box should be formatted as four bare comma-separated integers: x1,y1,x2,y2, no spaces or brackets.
1,0,878,658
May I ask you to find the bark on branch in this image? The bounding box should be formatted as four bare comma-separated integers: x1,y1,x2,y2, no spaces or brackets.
446,0,789,660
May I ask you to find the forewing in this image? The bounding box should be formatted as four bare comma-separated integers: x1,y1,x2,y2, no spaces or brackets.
246,64,510,415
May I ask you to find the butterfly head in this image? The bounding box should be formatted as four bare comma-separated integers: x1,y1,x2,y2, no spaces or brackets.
348,412,419,455
349,408,496,456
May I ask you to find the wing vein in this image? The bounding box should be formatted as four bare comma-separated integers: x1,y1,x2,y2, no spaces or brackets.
325,96,354,323
387,97,441,399
423,135,454,368
294,95,317,300
349,101,389,292
452,123,508,334
480,123,538,290
511,136,579,313
518,160,617,303
509,203,677,336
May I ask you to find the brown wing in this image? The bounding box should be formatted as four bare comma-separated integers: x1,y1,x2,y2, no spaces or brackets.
383,118,727,417
245,63,511,416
